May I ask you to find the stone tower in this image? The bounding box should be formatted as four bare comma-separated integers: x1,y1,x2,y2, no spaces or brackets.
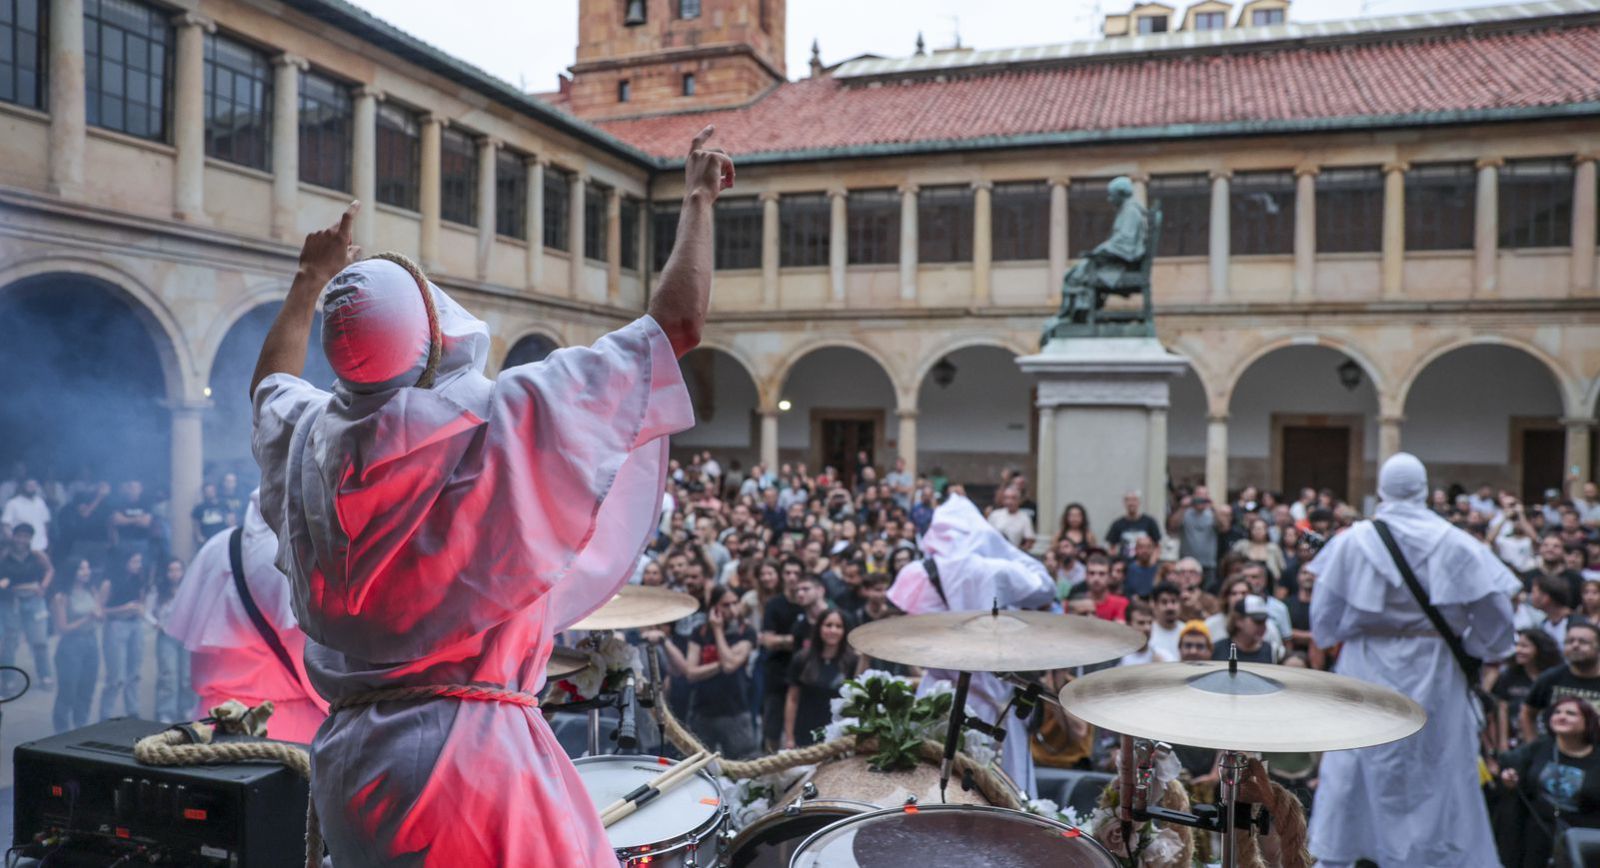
567,0,787,120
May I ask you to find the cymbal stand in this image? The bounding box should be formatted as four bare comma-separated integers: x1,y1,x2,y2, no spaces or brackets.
1129,743,1267,868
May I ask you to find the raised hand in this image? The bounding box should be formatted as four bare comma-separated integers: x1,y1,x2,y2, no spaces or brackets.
298,200,362,285
685,126,735,200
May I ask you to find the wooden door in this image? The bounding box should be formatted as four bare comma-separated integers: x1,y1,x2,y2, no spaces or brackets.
1281,425,1351,502
1521,428,1564,503
820,417,876,489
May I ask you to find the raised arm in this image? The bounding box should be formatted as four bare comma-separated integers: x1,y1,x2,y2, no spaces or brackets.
648,126,735,359
249,201,362,397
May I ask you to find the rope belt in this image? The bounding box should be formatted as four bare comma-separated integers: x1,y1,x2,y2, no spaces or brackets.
329,682,541,713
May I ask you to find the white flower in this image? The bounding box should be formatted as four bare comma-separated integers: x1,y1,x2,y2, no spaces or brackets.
1058,804,1086,829
1024,797,1061,817
823,717,858,743
598,635,640,673
1139,827,1185,866
569,656,605,698
829,696,849,720
963,730,998,767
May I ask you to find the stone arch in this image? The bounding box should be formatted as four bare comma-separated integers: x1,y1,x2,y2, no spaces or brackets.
198,282,292,381
1219,332,1390,418
502,330,563,370
773,343,902,489
1396,335,1582,419
675,345,765,470
909,334,1033,401
0,254,195,399
769,337,905,410
694,337,769,409
913,341,1034,496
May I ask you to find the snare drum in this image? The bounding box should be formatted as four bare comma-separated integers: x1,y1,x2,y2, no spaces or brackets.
573,755,728,868
725,798,876,868
788,804,1117,868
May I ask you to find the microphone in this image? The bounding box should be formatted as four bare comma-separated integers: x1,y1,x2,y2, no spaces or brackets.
616,669,639,751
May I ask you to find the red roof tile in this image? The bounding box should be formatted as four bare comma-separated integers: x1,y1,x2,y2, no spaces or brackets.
593,25,1600,161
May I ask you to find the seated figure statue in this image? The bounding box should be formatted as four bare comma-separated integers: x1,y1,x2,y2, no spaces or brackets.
1042,176,1149,343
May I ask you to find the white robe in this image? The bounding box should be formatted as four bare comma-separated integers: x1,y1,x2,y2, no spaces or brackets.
888,495,1056,797
1307,501,1518,867
254,265,692,868
163,490,328,743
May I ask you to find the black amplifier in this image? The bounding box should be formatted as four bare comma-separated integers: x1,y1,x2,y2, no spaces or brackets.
13,717,309,867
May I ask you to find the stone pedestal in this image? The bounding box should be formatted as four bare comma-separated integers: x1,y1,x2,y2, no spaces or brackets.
1017,337,1187,549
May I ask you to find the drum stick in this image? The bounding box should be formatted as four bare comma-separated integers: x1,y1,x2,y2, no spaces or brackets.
601,752,719,827
599,750,706,820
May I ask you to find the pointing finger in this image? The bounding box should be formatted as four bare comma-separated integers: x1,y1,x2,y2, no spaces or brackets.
690,125,716,155
337,200,361,239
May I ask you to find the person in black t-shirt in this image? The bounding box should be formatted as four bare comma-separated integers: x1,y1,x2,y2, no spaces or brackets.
1104,491,1163,559
757,558,809,750
1522,621,1600,743
829,557,868,622
1212,595,1278,664
1496,696,1600,868
651,585,757,759
98,549,148,719
1494,629,1563,751
784,607,860,748
190,483,231,545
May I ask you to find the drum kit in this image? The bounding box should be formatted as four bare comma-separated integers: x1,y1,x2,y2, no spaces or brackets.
553,586,1427,868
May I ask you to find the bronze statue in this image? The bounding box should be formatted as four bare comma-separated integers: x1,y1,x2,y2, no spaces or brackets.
1041,176,1159,345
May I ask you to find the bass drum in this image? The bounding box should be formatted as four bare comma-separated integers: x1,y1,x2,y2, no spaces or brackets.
789,804,1118,868
725,799,876,868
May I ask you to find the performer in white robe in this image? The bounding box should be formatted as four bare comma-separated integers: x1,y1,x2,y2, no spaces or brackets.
1306,452,1518,868
251,130,731,867
888,494,1056,797
163,489,328,743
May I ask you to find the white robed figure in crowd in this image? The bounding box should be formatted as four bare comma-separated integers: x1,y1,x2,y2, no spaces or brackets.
888,494,1056,797
1306,452,1518,868
163,489,328,743
250,129,731,866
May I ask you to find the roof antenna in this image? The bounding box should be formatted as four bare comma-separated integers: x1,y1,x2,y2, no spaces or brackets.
809,38,824,77
915,31,927,56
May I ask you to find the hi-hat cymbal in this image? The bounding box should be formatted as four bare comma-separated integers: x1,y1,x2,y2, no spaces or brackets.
544,646,591,680
1058,661,1427,753
848,610,1146,672
570,585,701,632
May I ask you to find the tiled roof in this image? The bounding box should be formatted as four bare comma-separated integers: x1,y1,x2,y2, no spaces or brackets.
595,19,1600,164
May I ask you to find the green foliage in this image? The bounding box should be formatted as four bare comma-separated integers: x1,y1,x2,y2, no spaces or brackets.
838,674,954,772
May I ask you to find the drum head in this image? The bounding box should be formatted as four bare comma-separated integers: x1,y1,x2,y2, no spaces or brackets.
728,801,875,868
573,755,721,851
791,805,1117,868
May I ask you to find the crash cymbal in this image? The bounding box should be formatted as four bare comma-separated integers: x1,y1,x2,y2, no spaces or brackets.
544,647,590,680
570,585,701,632
848,609,1146,672
1058,661,1427,753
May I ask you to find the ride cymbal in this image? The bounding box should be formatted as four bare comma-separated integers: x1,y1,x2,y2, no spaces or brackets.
1057,660,1426,752
848,609,1145,672
570,585,701,632
544,646,591,680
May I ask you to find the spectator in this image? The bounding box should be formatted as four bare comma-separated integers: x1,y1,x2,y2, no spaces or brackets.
0,523,54,690
988,487,1035,550
1123,533,1162,599
1213,595,1279,664
1581,579,1600,625
1050,536,1085,599
49,557,101,732
1,479,51,552
741,559,781,633
1169,486,1228,586
1053,502,1096,551
61,480,114,567
1240,561,1294,644
1283,565,1324,669
1577,481,1600,527
652,584,757,759
910,485,937,536
857,572,895,625
1531,574,1579,646
1489,498,1541,574
783,606,861,748
1105,490,1162,558
1469,483,1501,519
1493,628,1562,752
1496,696,1600,868
1521,621,1600,744
1147,581,1184,660
1288,486,1316,524
1082,554,1128,623
883,457,914,512
218,472,244,523
1178,620,1213,662
108,480,158,563
1117,600,1172,665
831,557,869,621
755,559,809,751
1231,516,1285,583
99,549,148,720
148,556,193,723
190,482,231,546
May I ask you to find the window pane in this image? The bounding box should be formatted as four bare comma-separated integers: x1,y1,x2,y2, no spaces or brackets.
1068,177,1118,258
1404,162,1475,251
203,32,272,170
543,169,570,251
992,182,1050,261
298,69,351,191
495,149,527,239
653,201,679,270
1499,158,1573,249
780,192,830,267
375,103,420,211
1230,170,1294,255
847,189,900,265
0,0,45,109
439,126,477,226
585,183,608,262
1147,174,1210,257
679,0,701,18
1315,166,1383,253
620,197,641,270
84,0,170,140
715,196,762,269
917,185,974,264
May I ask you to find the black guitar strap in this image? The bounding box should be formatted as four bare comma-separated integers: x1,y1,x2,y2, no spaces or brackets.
228,528,301,684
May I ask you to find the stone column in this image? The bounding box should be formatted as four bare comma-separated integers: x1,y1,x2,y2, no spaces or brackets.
1205,413,1229,499
971,180,993,307
418,114,442,270
168,400,208,561
476,137,498,280
1130,172,1149,207
1474,156,1502,297
351,86,380,250
1049,177,1069,300
171,12,214,222
525,156,545,290
760,409,780,474
47,0,86,198
1293,165,1317,301
1034,405,1056,551
899,183,919,303
606,186,623,303
1209,170,1232,301
896,409,918,480
1381,161,1407,299
1378,414,1404,465
1572,155,1597,294
828,187,848,306
570,173,588,298
1147,405,1168,516
1566,418,1595,500
760,191,780,308
270,54,307,241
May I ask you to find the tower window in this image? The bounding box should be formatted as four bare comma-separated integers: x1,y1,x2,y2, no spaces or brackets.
1251,8,1285,25
618,79,631,102
679,0,701,19
1137,15,1168,34
682,73,696,96
1194,11,1225,30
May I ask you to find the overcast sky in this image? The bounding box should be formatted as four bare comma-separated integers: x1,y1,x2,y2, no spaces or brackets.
345,0,1523,94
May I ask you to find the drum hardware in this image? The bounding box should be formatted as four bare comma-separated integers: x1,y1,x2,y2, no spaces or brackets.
574,754,728,868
